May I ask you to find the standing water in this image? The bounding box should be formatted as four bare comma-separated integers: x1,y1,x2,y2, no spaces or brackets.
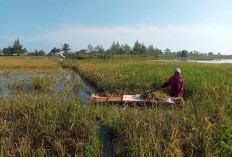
74,72,96,104
188,59,232,63
0,67,113,156
60,67,114,157
60,66,96,104
100,126,114,157
153,59,232,64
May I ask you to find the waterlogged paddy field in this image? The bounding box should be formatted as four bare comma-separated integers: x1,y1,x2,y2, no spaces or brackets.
0,57,231,156
0,67,96,105
62,59,232,156
0,58,102,156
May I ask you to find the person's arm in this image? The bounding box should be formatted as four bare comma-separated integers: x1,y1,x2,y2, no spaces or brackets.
160,77,172,89
179,77,184,92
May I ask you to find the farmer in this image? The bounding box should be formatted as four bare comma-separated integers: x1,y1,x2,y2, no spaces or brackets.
160,68,184,97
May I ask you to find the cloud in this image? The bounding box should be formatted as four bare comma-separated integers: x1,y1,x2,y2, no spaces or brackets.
3,24,232,54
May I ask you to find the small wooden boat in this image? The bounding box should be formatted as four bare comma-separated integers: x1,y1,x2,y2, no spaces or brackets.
90,94,184,107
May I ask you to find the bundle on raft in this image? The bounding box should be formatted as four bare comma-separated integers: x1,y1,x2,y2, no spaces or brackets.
90,91,184,107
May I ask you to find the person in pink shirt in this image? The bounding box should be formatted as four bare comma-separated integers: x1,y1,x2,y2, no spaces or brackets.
160,68,184,97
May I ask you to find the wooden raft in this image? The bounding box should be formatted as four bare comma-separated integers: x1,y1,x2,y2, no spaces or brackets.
90,94,184,106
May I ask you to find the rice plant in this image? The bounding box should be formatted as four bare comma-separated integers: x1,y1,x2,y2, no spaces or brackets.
0,94,101,156
0,57,59,69
0,64,102,156
62,59,232,156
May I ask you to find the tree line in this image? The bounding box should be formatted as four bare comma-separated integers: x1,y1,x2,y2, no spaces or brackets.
0,38,223,58
65,40,222,59
0,38,27,56
0,39,69,57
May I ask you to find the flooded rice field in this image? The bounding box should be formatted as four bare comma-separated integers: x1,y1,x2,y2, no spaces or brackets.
0,67,96,104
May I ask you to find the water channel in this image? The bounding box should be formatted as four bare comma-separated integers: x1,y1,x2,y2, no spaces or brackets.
65,68,114,157
0,66,113,157
59,66,96,104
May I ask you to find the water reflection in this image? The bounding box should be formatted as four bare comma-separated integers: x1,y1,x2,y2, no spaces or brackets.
154,59,232,64
59,66,96,104
188,59,232,63
0,69,96,105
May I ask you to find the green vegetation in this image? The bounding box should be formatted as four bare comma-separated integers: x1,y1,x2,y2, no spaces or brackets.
0,57,231,156
0,61,102,156
0,94,101,156
62,59,232,156
27,50,46,56
0,57,59,69
2,39,232,60
65,40,232,60
1,38,27,56
61,59,232,97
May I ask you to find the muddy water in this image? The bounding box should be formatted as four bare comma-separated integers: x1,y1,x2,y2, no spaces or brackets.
73,71,96,104
0,68,96,104
59,66,96,104
100,126,114,157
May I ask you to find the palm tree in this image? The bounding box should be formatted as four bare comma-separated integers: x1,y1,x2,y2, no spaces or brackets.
50,47,61,55
61,43,71,56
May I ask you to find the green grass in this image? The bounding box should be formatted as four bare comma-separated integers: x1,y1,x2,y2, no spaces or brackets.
0,67,102,156
0,58,231,156
61,59,232,98
91,102,232,156
0,94,102,156
61,59,232,156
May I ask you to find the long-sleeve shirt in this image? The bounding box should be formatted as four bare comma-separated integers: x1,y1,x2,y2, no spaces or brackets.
160,75,184,97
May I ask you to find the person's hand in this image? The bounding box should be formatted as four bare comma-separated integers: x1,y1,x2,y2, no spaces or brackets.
158,87,162,91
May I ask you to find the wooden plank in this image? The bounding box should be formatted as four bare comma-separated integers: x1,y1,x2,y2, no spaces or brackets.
122,94,141,102
94,97,107,103
90,94,182,106
107,97,122,102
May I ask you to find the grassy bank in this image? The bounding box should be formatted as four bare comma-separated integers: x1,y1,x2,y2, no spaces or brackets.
62,59,232,156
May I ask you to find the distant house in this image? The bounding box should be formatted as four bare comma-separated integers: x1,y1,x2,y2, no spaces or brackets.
55,53,65,58
59,53,65,58
20,53,27,56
